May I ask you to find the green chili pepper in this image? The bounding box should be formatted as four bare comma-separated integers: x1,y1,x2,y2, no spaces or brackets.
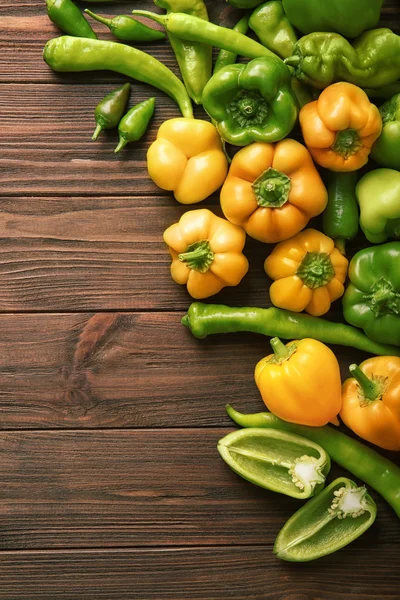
202,57,297,146
226,405,400,518
218,428,330,500
322,172,359,256
214,15,249,74
181,302,400,357
274,477,377,562
92,83,130,141
131,10,279,61
356,170,400,244
154,0,212,106
43,36,193,119
249,1,297,60
115,97,155,153
371,94,400,170
84,10,166,42
46,0,97,39
285,29,400,89
343,242,400,347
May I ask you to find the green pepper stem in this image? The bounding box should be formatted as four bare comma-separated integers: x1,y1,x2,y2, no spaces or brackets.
270,337,290,361
84,10,111,27
284,55,300,67
114,138,127,154
92,124,103,141
131,10,166,27
349,364,383,402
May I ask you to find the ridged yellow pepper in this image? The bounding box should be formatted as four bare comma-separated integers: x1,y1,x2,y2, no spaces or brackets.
163,209,249,299
340,357,400,451
299,82,382,172
255,337,342,426
147,118,229,204
265,228,348,317
220,139,327,243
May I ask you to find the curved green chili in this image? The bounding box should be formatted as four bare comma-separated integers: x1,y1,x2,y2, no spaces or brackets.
213,15,249,74
46,0,97,39
322,171,359,255
43,36,193,118
115,97,155,153
84,10,166,42
226,404,400,518
131,10,280,61
181,302,400,356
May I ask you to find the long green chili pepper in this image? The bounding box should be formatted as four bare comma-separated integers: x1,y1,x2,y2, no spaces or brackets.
213,15,249,74
131,10,280,61
92,83,131,141
226,405,400,518
84,10,166,42
154,0,212,106
181,302,400,357
43,36,193,118
115,97,155,153
46,0,97,39
322,171,359,256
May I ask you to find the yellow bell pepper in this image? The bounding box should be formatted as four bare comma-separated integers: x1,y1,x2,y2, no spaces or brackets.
147,118,229,204
299,82,382,172
340,357,400,451
255,337,342,426
163,209,249,299
265,228,348,317
219,139,327,243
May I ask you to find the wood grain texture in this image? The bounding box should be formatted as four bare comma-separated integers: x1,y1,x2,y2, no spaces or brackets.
0,311,377,428
0,545,399,600
0,429,398,550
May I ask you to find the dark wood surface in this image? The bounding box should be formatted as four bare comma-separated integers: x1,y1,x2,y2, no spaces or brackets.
1,1,400,598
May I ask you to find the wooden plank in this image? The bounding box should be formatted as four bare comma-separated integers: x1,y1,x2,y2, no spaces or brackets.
0,429,398,550
0,311,371,429
0,545,399,600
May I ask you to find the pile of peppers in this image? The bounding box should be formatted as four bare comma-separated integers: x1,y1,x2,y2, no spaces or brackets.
42,0,400,563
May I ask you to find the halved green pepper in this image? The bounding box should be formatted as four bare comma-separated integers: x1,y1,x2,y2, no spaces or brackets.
356,169,400,243
371,94,400,170
202,56,297,146
274,477,377,562
343,242,400,347
217,427,330,500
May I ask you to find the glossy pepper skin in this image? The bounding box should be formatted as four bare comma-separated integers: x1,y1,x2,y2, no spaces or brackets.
343,242,400,347
84,10,166,42
154,0,212,105
43,36,193,119
147,119,228,205
163,209,248,299
220,140,327,244
249,1,297,60
282,0,383,39
265,229,349,317
274,477,377,562
46,0,97,39
286,29,400,90
202,57,297,147
322,172,359,256
356,169,400,243
255,337,342,426
115,97,155,153
92,83,130,141
300,83,382,172
371,94,400,170
341,358,400,451
213,15,249,74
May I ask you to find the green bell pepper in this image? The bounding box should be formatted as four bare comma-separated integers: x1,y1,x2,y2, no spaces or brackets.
274,477,377,562
282,0,383,39
249,1,297,60
343,242,400,347
356,169,400,243
371,94,400,170
202,56,297,146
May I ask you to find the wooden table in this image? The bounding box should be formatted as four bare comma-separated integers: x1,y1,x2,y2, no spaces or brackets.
1,2,399,598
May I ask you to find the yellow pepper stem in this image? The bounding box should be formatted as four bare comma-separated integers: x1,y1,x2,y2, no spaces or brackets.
349,363,384,404
296,251,335,289
331,128,363,159
270,337,297,364
178,240,214,273
252,168,291,208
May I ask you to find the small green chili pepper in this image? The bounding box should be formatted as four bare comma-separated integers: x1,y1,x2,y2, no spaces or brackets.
84,10,166,42
274,477,377,562
322,171,359,256
214,15,249,74
92,83,131,141
217,428,330,500
131,10,279,61
226,405,400,518
181,302,400,357
249,1,297,60
115,97,156,153
46,0,97,39
43,36,193,119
